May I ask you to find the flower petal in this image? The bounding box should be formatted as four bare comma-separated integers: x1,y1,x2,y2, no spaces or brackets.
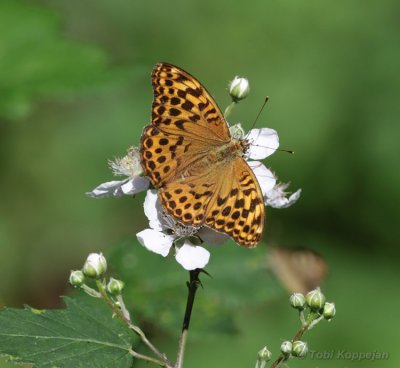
197,227,229,246
121,176,150,195
248,161,276,197
86,179,129,198
143,189,166,231
136,229,174,257
175,242,210,270
246,128,279,159
266,185,302,209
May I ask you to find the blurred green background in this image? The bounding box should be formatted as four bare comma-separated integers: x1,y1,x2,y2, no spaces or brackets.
1,0,399,367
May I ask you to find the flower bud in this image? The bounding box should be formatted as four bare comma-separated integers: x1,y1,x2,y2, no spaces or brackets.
322,302,336,320
229,76,250,102
280,341,292,356
229,123,245,140
257,346,272,362
290,293,306,310
82,253,107,278
292,340,308,358
305,288,326,311
69,270,85,287
106,277,125,295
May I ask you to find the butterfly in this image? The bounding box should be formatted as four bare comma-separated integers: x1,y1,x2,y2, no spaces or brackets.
140,63,265,247
268,247,328,294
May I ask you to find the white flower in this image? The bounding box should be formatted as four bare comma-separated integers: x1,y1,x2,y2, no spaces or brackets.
248,160,276,197
109,147,142,177
242,127,301,209
245,127,280,160
248,161,301,209
175,242,210,270
229,76,250,101
86,147,149,198
265,182,302,208
136,190,218,270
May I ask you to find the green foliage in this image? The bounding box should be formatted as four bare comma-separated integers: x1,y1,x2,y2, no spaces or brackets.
0,0,117,120
0,296,134,368
108,239,282,337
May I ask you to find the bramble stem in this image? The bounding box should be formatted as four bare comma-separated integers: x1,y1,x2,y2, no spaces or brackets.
116,294,131,322
95,280,172,368
81,284,102,298
175,270,202,368
128,349,170,367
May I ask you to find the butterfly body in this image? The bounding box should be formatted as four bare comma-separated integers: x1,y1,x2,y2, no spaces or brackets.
140,63,265,247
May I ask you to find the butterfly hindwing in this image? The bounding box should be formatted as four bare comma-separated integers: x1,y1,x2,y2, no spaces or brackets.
158,158,264,247
204,158,264,247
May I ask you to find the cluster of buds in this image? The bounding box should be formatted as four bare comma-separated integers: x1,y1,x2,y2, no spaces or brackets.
69,253,125,296
255,288,335,366
276,287,336,361
280,340,308,358
290,288,336,321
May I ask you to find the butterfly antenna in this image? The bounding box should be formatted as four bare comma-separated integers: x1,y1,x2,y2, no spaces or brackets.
276,147,295,154
248,97,295,154
249,96,269,131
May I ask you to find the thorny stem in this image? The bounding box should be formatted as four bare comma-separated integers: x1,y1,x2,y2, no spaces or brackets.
95,280,173,368
175,269,202,368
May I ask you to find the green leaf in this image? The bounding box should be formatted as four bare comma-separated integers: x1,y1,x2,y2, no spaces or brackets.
0,0,128,121
0,296,134,368
107,239,283,337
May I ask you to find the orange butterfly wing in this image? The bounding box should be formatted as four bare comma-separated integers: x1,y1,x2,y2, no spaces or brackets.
140,63,265,246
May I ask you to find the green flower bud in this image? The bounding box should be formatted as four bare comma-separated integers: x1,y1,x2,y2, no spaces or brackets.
280,341,292,356
290,293,306,310
322,302,336,320
69,270,85,287
292,340,308,358
305,288,326,311
257,346,272,362
229,76,250,102
229,123,245,140
82,253,107,278
106,277,125,295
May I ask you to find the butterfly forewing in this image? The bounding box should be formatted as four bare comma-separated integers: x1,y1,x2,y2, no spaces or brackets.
141,62,265,247
152,63,230,143
141,124,209,188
